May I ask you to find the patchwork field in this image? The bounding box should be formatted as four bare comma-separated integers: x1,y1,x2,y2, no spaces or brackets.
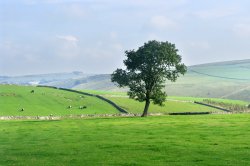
1,114,250,165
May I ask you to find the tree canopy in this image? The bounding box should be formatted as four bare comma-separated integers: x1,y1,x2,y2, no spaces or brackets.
111,40,187,117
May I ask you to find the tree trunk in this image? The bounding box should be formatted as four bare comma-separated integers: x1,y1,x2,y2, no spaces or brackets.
141,99,150,117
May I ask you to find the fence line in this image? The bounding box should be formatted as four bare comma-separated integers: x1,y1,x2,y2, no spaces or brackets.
194,101,231,112
37,85,128,113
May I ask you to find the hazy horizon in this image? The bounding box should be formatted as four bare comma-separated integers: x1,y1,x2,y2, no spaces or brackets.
1,0,250,76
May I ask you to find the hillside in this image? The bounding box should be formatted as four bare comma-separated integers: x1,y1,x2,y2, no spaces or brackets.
77,59,250,101
72,59,250,101
0,85,228,116
1,59,250,101
166,59,250,101
0,85,118,116
0,71,91,85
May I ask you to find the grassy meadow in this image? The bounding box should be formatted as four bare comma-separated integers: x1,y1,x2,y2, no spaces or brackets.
1,85,250,165
81,89,249,113
0,85,118,116
1,114,250,165
105,96,221,113
0,84,231,116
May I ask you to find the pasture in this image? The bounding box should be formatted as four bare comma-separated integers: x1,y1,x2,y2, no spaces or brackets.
0,85,228,117
0,114,250,165
105,96,221,114
0,85,118,116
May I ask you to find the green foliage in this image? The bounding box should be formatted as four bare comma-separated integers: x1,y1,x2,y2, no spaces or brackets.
112,40,187,116
1,115,250,165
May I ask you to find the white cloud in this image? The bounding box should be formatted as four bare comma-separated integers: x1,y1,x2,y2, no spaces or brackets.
57,35,79,42
149,16,176,30
56,35,80,58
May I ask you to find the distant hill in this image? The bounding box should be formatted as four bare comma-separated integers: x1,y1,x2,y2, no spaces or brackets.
165,59,250,101
47,74,120,90
1,59,250,101
68,59,250,101
0,71,91,85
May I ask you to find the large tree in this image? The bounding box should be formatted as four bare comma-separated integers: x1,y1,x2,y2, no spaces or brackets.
111,40,187,117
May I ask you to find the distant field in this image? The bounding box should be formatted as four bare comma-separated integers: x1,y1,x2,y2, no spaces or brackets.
1,85,248,116
80,89,248,113
80,89,248,105
1,59,250,101
0,85,118,116
167,96,248,105
105,96,221,113
165,60,250,101
73,60,250,101
1,114,250,165
79,89,127,96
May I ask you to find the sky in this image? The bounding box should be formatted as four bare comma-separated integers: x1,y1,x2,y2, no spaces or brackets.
1,0,250,76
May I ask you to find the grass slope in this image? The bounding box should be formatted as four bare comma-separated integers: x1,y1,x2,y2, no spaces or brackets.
106,97,221,113
0,85,118,116
81,90,248,113
70,59,250,101
0,114,250,165
81,89,248,105
165,59,250,101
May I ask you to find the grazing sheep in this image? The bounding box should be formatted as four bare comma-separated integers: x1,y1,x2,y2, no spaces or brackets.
79,106,87,109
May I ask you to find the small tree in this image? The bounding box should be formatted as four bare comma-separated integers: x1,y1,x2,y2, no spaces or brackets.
111,40,187,117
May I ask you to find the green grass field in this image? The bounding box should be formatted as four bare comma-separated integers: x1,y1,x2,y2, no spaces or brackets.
81,89,249,113
167,96,249,105
1,85,231,116
2,85,248,117
81,89,248,105
1,114,250,165
0,85,118,116
106,96,221,113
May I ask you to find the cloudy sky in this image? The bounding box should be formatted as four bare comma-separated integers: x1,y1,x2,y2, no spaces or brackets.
1,0,250,76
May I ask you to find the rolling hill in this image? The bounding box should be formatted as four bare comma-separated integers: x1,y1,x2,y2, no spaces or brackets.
71,59,250,101
0,84,229,116
0,85,118,116
1,59,250,101
165,59,250,101
0,71,91,85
